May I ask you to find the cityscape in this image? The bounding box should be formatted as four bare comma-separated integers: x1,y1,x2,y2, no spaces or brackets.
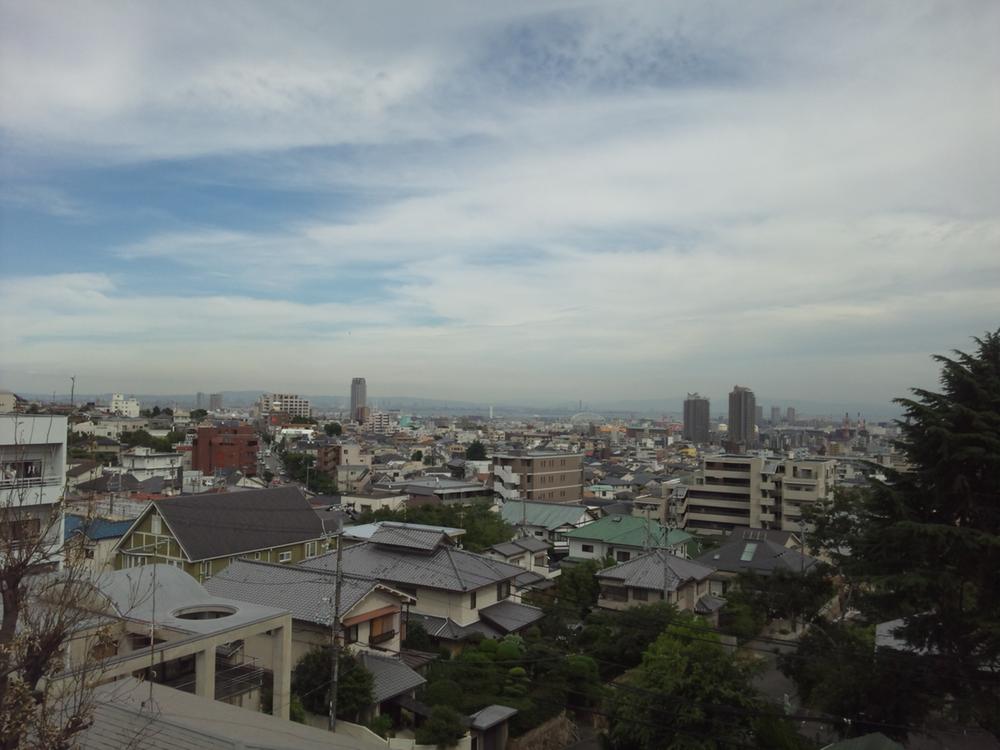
1,3,998,750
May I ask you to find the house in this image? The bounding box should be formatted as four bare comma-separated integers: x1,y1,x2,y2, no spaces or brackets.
46,564,294,717
340,489,408,515
64,514,133,573
694,528,818,593
484,537,555,580
112,486,335,581
342,520,467,546
563,515,697,564
375,476,493,506
498,501,592,553
1,414,68,565
595,549,717,615
66,459,103,489
119,446,184,482
300,525,544,651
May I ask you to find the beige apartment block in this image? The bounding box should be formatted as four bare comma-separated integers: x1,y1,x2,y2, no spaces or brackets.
492,450,584,503
680,454,836,535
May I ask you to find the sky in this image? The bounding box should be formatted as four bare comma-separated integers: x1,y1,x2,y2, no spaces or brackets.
1,1,997,407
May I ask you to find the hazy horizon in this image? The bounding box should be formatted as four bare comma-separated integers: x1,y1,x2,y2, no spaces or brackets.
2,2,997,403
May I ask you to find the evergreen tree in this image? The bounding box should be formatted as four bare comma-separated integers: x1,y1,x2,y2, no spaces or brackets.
812,330,1000,733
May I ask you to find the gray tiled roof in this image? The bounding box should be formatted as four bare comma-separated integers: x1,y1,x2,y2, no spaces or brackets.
597,550,715,592
468,705,518,731
203,560,407,625
477,600,544,633
695,537,818,575
369,525,450,551
488,536,549,557
153,486,325,561
301,541,525,593
359,652,426,703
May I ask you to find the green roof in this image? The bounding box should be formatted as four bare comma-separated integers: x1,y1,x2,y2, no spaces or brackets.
564,515,693,549
499,501,590,530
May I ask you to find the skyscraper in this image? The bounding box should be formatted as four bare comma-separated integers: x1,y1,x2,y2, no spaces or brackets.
209,392,223,411
770,406,781,424
683,393,710,443
786,406,797,423
728,385,757,451
350,377,367,423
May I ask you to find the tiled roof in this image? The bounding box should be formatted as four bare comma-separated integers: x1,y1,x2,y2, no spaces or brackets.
597,550,715,592
369,525,450,551
359,652,426,703
203,559,409,625
468,705,518,731
301,540,525,593
695,537,818,575
499,501,590,530
152,486,325,561
488,536,550,557
64,515,133,542
564,515,693,549
477,600,544,633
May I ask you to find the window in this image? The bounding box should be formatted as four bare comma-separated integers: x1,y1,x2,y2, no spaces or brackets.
497,581,511,601
601,585,627,602
305,541,317,558
632,589,648,601
344,624,359,644
369,614,396,645
534,554,546,567
279,551,292,563
469,591,477,609
200,560,211,578
253,551,261,560
616,550,630,562
581,544,594,553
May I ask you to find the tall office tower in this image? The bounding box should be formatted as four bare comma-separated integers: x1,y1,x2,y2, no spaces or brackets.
770,406,781,424
196,392,205,409
786,406,797,423
350,377,367,423
755,405,764,424
209,392,223,411
683,393,711,443
728,385,757,451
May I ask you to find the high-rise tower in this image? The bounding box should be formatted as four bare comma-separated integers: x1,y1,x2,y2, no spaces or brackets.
683,393,710,443
728,385,757,452
350,377,367,423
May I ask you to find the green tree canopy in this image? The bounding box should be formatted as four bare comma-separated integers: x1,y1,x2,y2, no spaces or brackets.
411,450,423,462
605,614,762,750
804,329,1000,735
358,505,514,552
291,648,373,722
414,705,466,748
324,422,342,436
465,440,487,460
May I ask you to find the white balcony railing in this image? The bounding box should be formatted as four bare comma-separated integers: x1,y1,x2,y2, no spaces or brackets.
0,475,63,490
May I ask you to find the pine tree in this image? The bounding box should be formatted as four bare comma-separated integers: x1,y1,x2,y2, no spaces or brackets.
849,329,1000,731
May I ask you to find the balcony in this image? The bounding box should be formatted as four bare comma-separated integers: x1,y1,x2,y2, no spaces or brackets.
760,512,776,522
0,475,63,490
369,629,396,646
493,465,521,485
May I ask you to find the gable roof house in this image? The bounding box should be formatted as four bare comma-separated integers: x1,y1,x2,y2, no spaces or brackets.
300,525,544,651
204,558,427,720
694,528,818,593
112,486,335,582
498,501,592,553
484,536,556,581
563,515,697,565
596,549,718,617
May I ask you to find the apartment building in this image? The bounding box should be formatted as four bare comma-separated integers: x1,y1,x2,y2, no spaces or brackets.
0,414,68,564
727,386,756,452
683,393,711,443
350,377,367,423
492,450,584,502
119,446,184,482
680,454,837,535
258,393,311,420
363,410,397,434
109,393,140,418
192,424,259,476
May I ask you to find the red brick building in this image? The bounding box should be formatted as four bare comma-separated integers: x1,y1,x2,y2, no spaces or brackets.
192,424,259,476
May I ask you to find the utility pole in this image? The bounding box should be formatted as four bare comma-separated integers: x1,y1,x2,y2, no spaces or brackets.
327,526,344,731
